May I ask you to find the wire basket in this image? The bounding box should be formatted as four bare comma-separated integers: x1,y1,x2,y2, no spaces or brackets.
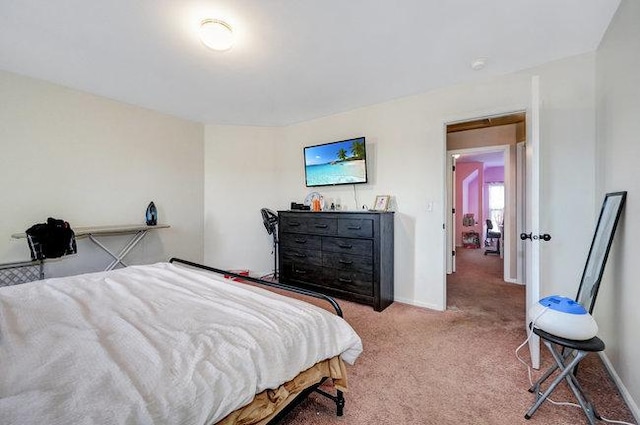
0,260,44,287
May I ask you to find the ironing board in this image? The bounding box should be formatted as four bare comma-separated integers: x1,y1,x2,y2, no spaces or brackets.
12,224,170,271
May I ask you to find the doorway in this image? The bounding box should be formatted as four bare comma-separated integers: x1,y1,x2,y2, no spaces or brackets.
448,146,509,280
445,112,526,308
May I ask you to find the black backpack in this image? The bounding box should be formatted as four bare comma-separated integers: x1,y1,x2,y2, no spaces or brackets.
26,218,77,260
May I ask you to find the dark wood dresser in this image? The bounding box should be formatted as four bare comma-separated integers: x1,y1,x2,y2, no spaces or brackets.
277,210,394,311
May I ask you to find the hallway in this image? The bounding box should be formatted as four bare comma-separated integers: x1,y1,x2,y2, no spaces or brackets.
447,246,520,314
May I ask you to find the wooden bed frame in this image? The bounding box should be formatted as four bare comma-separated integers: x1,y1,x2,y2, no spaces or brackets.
169,257,347,423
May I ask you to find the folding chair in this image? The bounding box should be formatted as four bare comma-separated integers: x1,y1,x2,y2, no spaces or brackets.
525,329,604,424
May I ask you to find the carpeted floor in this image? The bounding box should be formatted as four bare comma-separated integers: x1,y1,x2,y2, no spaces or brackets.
279,248,636,424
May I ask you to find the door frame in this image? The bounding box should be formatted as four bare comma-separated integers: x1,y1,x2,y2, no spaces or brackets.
441,79,540,364
525,76,541,368
446,144,512,282
446,153,457,274
441,104,538,313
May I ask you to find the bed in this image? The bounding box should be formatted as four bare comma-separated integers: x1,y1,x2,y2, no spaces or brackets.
0,258,362,424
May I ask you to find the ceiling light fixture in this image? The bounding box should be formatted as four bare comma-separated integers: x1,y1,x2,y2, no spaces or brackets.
471,57,487,71
199,19,234,51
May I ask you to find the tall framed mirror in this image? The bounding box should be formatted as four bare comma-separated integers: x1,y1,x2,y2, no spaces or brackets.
576,191,627,313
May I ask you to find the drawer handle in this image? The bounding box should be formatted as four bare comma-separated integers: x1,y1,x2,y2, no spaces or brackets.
315,224,328,229
338,277,353,283
339,259,353,265
294,238,307,244
295,269,307,274
338,244,353,249
347,226,361,230
288,222,301,227
294,253,307,258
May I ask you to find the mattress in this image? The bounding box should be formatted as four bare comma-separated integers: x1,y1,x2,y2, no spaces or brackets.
0,262,362,424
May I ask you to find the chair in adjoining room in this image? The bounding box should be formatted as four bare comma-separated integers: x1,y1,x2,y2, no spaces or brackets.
524,191,627,425
484,219,501,256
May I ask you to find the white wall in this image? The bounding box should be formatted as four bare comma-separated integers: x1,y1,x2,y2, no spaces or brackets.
0,70,204,276
596,0,640,416
277,56,595,310
203,55,598,311
204,125,282,276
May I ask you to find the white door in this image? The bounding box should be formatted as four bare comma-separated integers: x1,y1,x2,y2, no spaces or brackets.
525,76,541,369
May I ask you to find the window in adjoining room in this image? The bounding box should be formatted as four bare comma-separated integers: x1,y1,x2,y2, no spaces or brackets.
488,182,504,228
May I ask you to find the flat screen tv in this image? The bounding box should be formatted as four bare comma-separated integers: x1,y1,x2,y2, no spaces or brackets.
304,137,368,187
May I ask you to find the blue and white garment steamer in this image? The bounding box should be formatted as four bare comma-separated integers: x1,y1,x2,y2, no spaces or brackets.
529,295,598,340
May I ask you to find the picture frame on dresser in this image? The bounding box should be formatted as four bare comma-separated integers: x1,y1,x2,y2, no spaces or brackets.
372,195,390,211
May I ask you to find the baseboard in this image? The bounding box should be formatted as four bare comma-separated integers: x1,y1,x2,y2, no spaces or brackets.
252,270,274,279
503,277,524,285
599,352,640,423
393,296,444,312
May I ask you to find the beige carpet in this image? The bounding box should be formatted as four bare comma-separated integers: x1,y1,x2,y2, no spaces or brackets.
279,248,636,424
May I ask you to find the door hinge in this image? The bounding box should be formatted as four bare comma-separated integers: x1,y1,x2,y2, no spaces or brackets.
452,251,456,256
452,208,456,214
452,165,456,172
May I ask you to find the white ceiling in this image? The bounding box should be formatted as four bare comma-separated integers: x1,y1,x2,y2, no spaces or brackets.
0,0,620,126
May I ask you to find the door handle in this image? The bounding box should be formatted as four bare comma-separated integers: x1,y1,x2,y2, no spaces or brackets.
520,232,552,241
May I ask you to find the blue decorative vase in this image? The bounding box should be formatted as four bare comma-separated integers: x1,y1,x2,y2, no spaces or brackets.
145,202,157,226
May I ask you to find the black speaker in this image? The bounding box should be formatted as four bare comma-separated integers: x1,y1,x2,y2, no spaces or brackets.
290,202,310,210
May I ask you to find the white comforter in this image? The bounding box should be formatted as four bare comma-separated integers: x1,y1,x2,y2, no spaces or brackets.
0,262,362,425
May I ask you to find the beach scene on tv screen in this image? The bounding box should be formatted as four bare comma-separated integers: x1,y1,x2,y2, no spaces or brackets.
305,139,366,186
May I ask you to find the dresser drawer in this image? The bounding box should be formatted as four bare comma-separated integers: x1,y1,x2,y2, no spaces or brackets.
280,234,321,250
305,217,337,235
338,218,373,238
324,270,373,296
281,247,322,266
279,215,308,233
281,261,324,282
323,252,373,273
322,237,373,257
